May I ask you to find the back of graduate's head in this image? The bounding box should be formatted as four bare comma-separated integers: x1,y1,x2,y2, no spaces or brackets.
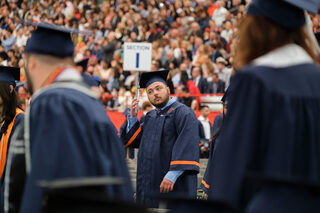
24,23,75,67
234,0,319,70
24,22,77,94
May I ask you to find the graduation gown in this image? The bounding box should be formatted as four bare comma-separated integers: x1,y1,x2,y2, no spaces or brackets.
200,113,222,194
121,101,200,207
5,69,133,213
209,44,320,212
0,109,24,213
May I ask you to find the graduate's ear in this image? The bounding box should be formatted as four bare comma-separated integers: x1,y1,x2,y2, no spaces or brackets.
9,85,14,93
28,55,37,70
166,86,170,94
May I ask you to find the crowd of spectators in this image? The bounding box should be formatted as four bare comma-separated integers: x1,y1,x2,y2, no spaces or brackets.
0,0,319,111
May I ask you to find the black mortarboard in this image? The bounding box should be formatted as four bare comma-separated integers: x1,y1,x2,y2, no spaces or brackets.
139,70,169,89
25,22,79,57
283,0,320,14
76,58,89,72
246,0,315,30
0,66,20,87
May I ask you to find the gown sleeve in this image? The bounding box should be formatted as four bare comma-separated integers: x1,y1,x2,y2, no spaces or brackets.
169,107,200,173
120,119,143,149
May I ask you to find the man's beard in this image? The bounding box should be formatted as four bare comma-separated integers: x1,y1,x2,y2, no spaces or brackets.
150,92,170,109
25,69,34,95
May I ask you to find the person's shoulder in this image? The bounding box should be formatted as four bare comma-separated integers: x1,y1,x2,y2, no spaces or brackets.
34,87,96,103
239,63,320,78
14,112,24,125
174,102,196,117
236,63,320,95
147,108,157,115
32,87,104,116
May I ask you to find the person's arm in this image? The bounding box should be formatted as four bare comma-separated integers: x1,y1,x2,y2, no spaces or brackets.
120,99,142,148
160,106,200,193
160,170,184,193
126,115,138,133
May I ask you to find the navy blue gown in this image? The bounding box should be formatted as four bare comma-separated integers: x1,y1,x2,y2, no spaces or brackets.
121,101,200,207
18,84,133,213
210,62,320,212
200,113,222,194
0,112,24,213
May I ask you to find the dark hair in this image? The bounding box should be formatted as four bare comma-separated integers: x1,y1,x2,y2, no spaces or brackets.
212,73,219,78
234,15,318,70
0,83,18,135
199,105,209,111
180,71,189,86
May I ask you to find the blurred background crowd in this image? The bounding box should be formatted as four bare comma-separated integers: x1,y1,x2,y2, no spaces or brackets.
1,0,320,112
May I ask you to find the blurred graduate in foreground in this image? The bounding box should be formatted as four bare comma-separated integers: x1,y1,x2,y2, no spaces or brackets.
209,0,320,212
4,23,133,213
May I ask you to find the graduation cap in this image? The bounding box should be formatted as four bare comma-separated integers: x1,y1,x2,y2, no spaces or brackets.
0,66,20,87
283,0,320,14
75,59,100,87
139,70,169,89
246,0,318,30
75,58,89,72
24,22,80,57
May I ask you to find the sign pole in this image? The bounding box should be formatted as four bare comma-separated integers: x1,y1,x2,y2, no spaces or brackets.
135,71,139,100
135,71,139,114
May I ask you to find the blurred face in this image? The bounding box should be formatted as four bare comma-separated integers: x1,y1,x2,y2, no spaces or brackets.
192,67,200,78
179,63,187,71
146,81,170,109
212,75,218,83
201,107,210,118
217,62,225,71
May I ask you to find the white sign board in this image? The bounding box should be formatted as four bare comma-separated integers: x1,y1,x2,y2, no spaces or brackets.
123,42,152,71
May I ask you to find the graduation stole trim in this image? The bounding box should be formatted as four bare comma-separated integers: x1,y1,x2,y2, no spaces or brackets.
170,160,200,167
43,67,65,86
0,108,24,177
125,126,141,147
201,179,210,189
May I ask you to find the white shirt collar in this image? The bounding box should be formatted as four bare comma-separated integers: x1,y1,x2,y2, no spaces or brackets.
56,68,83,82
252,44,313,68
198,115,208,122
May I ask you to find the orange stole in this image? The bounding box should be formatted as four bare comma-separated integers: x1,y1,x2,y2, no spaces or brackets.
0,108,24,177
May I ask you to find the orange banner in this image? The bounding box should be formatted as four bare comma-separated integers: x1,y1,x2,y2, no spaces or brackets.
107,111,221,133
